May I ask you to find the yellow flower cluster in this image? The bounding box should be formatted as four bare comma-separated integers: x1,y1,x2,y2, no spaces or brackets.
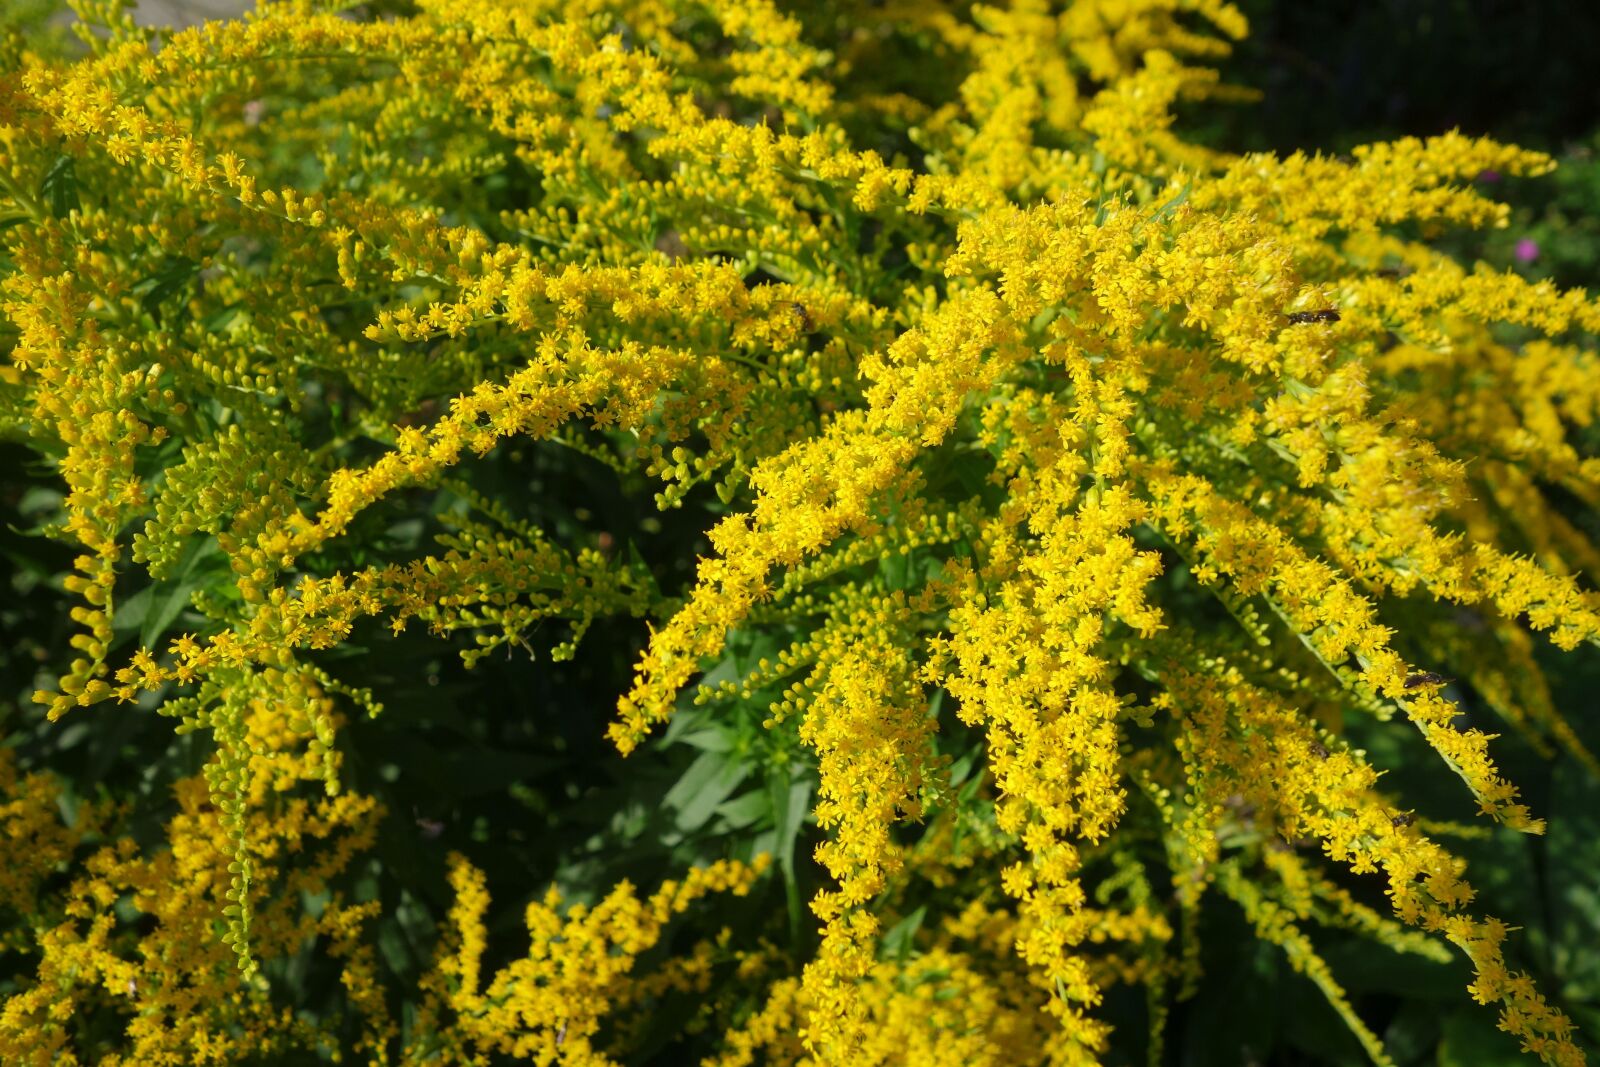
425,852,769,1065
3,0,1599,1062
0,681,385,1064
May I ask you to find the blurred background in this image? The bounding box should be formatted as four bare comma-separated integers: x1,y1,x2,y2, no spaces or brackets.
1202,0,1600,293
1213,0,1600,155
130,0,249,26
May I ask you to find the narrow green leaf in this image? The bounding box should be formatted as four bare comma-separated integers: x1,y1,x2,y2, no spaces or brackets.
881,905,926,961
770,767,811,943
1147,181,1192,227
664,749,748,833
39,154,78,219
132,256,201,321
712,789,769,830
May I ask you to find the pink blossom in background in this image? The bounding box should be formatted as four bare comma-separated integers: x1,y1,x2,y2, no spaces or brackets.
1514,237,1540,264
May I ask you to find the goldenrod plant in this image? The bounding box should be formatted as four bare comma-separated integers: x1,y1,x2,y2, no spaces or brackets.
2,0,1598,1063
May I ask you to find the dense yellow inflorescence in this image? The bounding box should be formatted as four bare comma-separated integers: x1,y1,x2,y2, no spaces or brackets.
2,0,1599,1063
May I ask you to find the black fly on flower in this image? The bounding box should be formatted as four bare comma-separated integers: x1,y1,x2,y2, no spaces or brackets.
1286,308,1341,325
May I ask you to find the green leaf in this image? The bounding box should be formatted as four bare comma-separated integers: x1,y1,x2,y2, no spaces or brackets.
879,548,911,591
677,728,736,753
1546,758,1600,999
1179,907,1282,1065
112,537,225,650
39,153,78,219
712,789,770,830
663,749,749,833
1382,1000,1442,1066
881,905,926,961
131,256,201,321
1436,1008,1527,1067
1147,181,1192,227
769,765,811,941
203,303,245,334
730,630,782,677
947,741,982,788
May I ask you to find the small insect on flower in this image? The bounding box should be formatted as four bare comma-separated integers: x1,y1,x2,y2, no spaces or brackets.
1391,813,1415,827
414,808,445,839
1308,740,1330,759
788,301,813,334
1286,308,1341,325
1403,672,1449,689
